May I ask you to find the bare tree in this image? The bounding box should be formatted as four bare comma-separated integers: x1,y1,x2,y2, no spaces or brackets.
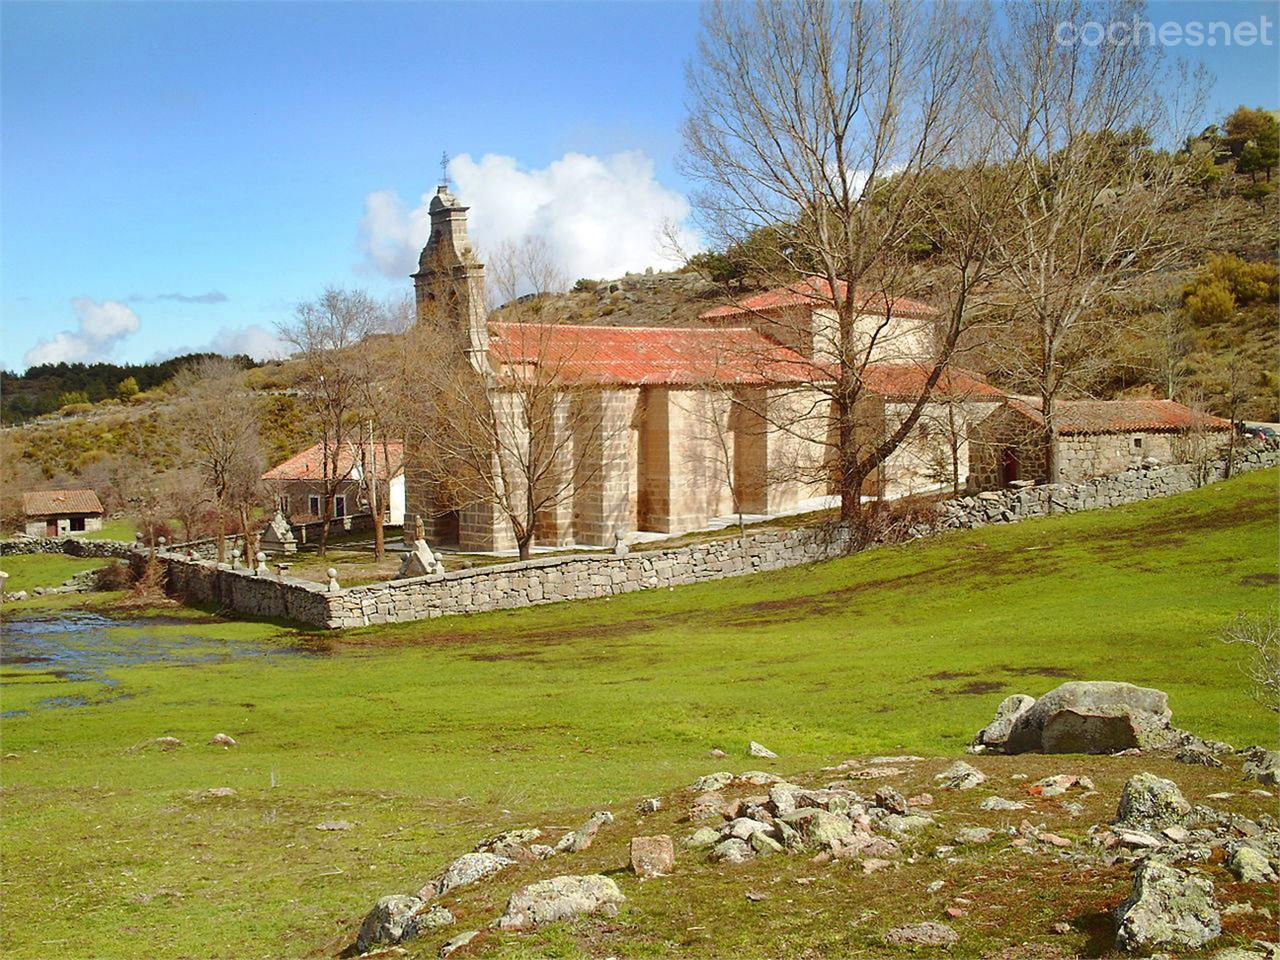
278,288,381,556
1220,612,1280,713
173,357,266,562
398,239,616,560
681,0,1004,530
982,0,1210,484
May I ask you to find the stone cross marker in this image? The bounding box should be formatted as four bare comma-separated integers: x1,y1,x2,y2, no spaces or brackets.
396,538,438,579
260,510,298,554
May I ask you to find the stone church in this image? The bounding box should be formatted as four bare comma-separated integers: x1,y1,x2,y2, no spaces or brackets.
402,185,1223,553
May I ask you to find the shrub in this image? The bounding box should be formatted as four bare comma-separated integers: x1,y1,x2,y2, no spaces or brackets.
572,278,599,293
96,561,134,591
1240,181,1276,202
115,376,140,399
59,402,93,416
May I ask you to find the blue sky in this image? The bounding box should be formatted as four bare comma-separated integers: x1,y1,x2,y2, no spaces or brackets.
2,0,1277,371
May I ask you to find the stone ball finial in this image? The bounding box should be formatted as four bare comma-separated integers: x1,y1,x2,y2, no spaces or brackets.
256,551,266,564
327,568,337,579
157,536,166,546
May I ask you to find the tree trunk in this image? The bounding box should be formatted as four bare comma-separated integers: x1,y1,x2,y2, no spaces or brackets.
517,535,532,561
216,505,227,565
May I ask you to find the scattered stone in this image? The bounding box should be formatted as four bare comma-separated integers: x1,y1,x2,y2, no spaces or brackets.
630,835,675,877
152,736,184,750
1029,774,1094,797
926,879,946,894
874,786,910,815
784,809,854,849
846,766,904,779
1115,859,1220,952
208,733,237,747
981,796,1028,812
686,827,720,848
749,740,778,759
877,813,934,837
422,852,516,899
884,921,959,948
1241,747,1280,787
945,905,967,918
1227,844,1278,883
737,770,783,785
1162,825,1191,844
315,820,353,831
871,755,926,764
1003,681,1174,755
555,811,611,853
1115,773,1192,830
197,787,236,799
908,792,934,807
528,844,555,860
1051,921,1072,935
439,930,479,958
353,896,452,953
1038,832,1072,848
474,828,542,860
750,831,785,855
955,827,996,845
971,694,1036,752
497,874,625,932
862,857,894,874
708,748,727,758
636,797,662,814
1176,743,1223,767
745,889,769,902
712,838,754,863
935,760,986,790
1114,828,1164,849
690,772,733,792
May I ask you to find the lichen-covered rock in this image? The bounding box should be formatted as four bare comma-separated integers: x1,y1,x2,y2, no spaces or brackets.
934,760,986,790
971,694,1036,752
497,874,624,931
1226,843,1278,883
420,852,515,899
690,771,733,792
1005,681,1173,754
711,837,753,862
1115,773,1192,830
1241,747,1280,786
353,895,453,953
686,827,720,848
873,786,909,815
1114,860,1220,952
555,811,612,853
883,921,959,948
748,740,778,759
783,808,854,849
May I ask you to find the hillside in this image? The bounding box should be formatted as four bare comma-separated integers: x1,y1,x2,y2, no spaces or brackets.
0,468,1275,958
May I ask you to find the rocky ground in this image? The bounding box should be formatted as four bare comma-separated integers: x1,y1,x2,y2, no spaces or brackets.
337,740,1279,959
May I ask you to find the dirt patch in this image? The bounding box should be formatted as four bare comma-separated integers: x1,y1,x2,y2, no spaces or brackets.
1002,665,1074,678
1239,571,1279,587
933,680,1003,696
925,670,977,681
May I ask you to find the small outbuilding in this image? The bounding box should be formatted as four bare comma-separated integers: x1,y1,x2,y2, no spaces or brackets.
22,489,105,537
970,398,1232,488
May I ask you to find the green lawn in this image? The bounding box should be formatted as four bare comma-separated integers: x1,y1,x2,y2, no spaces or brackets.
84,517,137,541
0,469,1276,959
0,553,111,595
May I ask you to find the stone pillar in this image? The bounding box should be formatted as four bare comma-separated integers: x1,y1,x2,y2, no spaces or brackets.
573,389,639,546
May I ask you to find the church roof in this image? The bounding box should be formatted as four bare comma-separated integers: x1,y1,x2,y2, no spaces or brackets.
859,364,1007,402
699,277,938,321
1003,397,1231,435
488,321,826,386
263,441,405,482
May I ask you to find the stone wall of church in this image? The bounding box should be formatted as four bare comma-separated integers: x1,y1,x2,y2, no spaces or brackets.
126,446,1277,628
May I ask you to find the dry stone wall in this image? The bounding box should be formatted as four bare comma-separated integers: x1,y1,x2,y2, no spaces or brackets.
18,447,1275,629
0,537,136,558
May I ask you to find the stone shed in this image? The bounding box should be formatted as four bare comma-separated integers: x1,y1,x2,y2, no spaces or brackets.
970,397,1231,488
21,489,105,537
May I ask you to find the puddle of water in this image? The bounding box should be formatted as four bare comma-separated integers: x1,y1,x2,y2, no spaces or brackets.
0,612,310,714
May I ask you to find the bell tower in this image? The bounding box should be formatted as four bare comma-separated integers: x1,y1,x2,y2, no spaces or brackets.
411,180,490,370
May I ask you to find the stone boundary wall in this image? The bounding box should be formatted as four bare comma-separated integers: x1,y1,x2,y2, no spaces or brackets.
13,447,1278,629
0,537,136,559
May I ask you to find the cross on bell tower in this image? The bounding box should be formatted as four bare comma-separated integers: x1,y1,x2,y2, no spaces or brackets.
439,151,451,189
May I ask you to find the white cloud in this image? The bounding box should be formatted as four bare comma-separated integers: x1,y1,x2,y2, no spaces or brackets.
358,151,703,290
153,324,291,363
23,298,142,367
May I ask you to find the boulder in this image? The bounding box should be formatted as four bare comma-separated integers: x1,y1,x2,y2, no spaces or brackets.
421,852,515,899
439,930,479,958
208,733,237,747
711,837,754,863
690,771,734,792
1114,860,1220,952
980,796,1028,811
954,826,996,845
783,808,854,849
873,786,909,815
935,760,986,790
498,875,624,931
971,694,1036,752
883,921,959,948
1115,773,1192,830
1004,681,1173,754
630,835,675,877
748,740,778,759
555,811,611,853
1226,844,1278,883
686,827,720,848
1241,747,1280,786
353,895,453,953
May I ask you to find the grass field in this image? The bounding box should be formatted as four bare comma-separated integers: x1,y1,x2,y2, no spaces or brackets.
0,469,1276,959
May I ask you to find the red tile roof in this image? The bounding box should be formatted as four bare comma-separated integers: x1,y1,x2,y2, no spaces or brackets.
699,277,937,321
1005,397,1231,435
487,322,827,386
23,489,104,517
262,441,404,482
859,364,1008,402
